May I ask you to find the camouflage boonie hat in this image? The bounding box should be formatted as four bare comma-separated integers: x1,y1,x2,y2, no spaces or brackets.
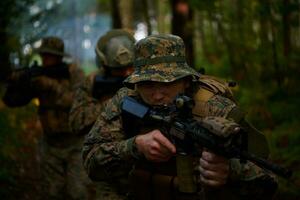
95,29,135,68
36,36,68,56
123,34,200,89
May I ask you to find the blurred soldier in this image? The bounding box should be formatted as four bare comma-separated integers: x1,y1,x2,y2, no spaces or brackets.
2,36,92,200
69,29,135,135
69,29,135,199
82,34,278,200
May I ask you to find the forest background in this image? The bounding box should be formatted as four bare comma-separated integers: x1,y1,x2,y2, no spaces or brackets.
0,0,299,199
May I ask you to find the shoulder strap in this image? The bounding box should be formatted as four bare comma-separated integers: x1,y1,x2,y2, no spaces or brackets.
192,87,215,118
192,75,236,118
193,87,215,102
198,75,235,102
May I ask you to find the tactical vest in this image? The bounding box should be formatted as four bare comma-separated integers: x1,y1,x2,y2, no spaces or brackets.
126,75,269,200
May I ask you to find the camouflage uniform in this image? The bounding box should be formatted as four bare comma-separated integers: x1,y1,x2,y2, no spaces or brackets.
69,76,103,135
82,35,277,200
69,30,135,199
3,37,93,200
69,29,135,135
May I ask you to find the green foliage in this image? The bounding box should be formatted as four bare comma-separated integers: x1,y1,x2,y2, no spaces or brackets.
268,121,300,164
189,0,217,12
191,0,300,198
266,120,300,198
96,0,111,11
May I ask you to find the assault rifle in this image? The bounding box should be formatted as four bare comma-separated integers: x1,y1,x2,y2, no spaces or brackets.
8,61,70,81
2,62,70,107
121,95,292,180
92,75,124,98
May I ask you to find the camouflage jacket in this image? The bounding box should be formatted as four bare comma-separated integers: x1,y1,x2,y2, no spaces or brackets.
83,82,277,199
69,72,126,135
3,63,83,145
69,73,103,135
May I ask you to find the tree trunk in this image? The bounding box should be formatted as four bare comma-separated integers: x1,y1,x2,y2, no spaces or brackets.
194,11,207,74
260,0,283,88
283,0,291,57
111,0,122,28
234,0,248,81
142,0,152,35
157,0,170,34
119,0,134,31
170,0,194,67
0,31,11,82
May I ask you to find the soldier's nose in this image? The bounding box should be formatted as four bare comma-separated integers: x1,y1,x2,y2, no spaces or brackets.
152,89,165,101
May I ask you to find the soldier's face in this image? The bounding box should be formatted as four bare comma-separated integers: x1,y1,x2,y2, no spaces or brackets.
41,53,62,67
136,79,189,106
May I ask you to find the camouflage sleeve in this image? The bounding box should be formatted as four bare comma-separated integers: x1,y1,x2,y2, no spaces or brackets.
196,94,278,198
82,87,140,181
68,63,85,90
69,76,102,135
31,76,74,107
31,64,84,107
53,63,84,107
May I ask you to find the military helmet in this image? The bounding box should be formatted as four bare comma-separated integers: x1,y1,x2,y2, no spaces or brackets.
36,36,68,56
123,34,200,89
95,29,135,69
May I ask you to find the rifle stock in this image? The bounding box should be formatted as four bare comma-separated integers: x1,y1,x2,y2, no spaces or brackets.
92,75,124,98
8,62,70,82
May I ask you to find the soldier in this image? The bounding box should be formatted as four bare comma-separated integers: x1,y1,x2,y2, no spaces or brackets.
2,36,92,200
69,30,135,199
69,29,135,135
82,34,278,200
